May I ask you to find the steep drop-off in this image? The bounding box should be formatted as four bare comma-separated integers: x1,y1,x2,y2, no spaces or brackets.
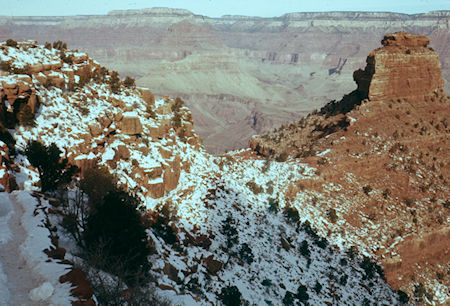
251,32,449,303
1,9,449,152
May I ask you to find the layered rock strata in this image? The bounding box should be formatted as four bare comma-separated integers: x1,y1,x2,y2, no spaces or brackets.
354,32,445,101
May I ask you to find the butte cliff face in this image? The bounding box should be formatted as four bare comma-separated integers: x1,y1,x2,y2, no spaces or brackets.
1,9,449,152
354,32,445,101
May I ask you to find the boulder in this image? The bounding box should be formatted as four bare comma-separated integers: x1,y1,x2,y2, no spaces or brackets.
88,123,102,137
163,156,181,192
145,167,163,179
204,255,222,274
59,268,95,303
69,156,97,177
146,182,165,198
163,262,179,282
44,246,66,260
120,115,143,135
115,145,130,160
98,115,112,129
139,88,155,107
155,101,175,115
149,119,171,139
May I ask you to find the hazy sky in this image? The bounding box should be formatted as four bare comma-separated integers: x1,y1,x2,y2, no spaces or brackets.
1,0,448,17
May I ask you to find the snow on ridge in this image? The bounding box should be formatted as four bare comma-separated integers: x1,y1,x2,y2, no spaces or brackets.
1,42,406,304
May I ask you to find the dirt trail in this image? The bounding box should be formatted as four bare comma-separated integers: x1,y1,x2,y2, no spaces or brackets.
0,192,42,305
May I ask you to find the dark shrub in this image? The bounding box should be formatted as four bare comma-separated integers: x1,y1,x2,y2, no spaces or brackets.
239,243,254,264
220,285,242,306
0,124,16,151
6,39,18,48
339,274,348,286
296,285,309,302
83,190,150,285
359,257,380,280
109,71,121,93
397,290,409,304
283,206,299,224
80,167,116,207
315,237,328,249
327,208,338,223
25,141,79,192
123,76,136,88
17,103,35,127
362,185,372,195
313,281,322,294
221,215,239,249
150,214,177,245
299,240,310,258
268,198,279,213
150,202,178,245
282,291,295,305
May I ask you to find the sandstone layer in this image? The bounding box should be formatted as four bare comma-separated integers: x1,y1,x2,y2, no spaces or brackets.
354,32,445,101
1,9,449,152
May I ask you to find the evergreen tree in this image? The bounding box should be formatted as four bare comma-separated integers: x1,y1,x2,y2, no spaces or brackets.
83,190,150,285
25,141,78,192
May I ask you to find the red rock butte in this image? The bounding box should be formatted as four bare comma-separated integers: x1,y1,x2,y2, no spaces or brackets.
354,32,445,101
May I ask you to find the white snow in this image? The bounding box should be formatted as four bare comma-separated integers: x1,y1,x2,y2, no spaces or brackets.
0,191,74,305
29,282,54,301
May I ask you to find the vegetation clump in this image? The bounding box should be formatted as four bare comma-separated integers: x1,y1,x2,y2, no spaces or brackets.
83,190,151,285
25,140,78,192
123,76,136,89
6,39,18,48
220,285,243,306
109,71,121,94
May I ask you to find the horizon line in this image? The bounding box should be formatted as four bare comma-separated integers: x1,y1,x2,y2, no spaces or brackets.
1,7,449,18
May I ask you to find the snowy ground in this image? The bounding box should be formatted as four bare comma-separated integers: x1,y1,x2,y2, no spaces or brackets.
0,191,74,305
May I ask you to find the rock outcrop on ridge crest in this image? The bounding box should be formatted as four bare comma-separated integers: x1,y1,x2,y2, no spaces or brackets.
354,32,445,101
250,32,449,303
0,40,202,200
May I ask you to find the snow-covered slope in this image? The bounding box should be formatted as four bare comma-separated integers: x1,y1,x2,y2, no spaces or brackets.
0,41,408,305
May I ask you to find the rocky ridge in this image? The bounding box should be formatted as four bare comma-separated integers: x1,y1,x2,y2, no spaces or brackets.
0,40,201,200
251,32,449,303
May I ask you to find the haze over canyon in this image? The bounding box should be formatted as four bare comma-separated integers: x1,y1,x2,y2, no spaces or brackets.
1,8,449,153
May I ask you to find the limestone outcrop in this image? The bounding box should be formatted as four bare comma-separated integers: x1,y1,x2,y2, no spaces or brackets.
354,32,445,101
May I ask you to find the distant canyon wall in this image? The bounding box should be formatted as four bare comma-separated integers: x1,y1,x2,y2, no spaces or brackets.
1,9,449,152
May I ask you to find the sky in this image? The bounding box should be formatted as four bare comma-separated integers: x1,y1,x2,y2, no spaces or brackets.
0,0,448,17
